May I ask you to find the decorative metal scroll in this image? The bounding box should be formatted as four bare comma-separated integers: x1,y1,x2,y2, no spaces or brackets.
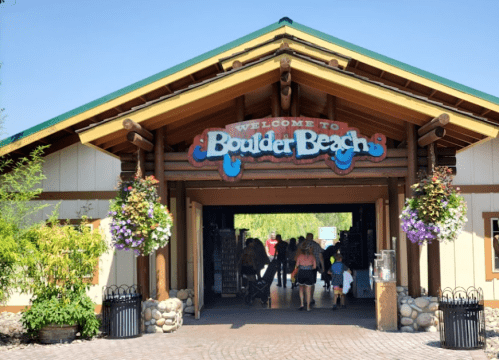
438,286,484,305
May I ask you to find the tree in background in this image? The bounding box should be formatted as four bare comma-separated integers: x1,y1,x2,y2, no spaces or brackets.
235,212,352,243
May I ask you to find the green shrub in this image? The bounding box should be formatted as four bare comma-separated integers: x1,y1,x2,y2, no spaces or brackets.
0,217,18,304
21,216,107,298
20,216,107,339
21,289,100,338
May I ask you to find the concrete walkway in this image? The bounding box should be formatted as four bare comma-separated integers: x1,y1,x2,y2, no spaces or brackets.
0,281,489,359
1,306,488,360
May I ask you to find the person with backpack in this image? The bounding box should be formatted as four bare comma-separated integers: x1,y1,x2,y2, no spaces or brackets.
328,254,350,310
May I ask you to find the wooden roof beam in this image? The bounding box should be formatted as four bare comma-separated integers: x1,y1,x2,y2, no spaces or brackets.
123,119,154,142
291,59,499,137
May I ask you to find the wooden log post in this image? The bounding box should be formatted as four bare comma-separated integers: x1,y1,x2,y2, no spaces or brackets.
281,86,292,112
280,57,292,113
427,142,441,297
271,83,280,117
155,127,169,301
176,181,187,289
235,96,245,123
388,177,401,286
291,82,300,117
327,94,336,121
406,123,421,298
136,148,150,299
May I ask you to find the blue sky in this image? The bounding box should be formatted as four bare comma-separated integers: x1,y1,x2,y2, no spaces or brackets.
1,0,498,139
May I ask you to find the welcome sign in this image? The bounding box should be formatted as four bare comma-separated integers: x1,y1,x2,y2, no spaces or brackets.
187,117,386,181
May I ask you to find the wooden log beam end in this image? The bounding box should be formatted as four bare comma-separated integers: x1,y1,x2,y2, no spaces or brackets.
418,113,450,136
232,60,243,69
127,132,154,152
418,127,446,147
280,57,291,73
123,118,154,142
328,59,339,68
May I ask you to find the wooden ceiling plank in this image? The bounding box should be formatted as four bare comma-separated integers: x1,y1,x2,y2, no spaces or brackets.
294,72,427,125
338,115,404,141
101,134,128,150
165,100,236,133
337,106,405,132
141,70,279,131
339,99,412,126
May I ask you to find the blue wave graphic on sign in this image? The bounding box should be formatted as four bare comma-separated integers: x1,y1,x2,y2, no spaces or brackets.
223,154,241,177
193,145,207,162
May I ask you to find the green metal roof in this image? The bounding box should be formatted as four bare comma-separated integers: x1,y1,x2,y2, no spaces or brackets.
2,17,498,150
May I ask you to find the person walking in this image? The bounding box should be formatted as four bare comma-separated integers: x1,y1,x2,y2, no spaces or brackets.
251,238,269,280
298,233,324,306
294,242,316,311
328,254,350,310
287,238,298,289
274,234,288,287
238,239,258,290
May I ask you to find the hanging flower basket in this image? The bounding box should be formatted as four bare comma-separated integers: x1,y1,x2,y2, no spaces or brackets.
109,175,173,256
400,166,467,245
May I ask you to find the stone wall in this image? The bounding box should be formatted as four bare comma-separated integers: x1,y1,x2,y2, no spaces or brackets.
141,288,195,334
397,286,439,332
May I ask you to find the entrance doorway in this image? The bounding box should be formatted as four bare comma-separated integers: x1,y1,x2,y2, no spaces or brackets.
200,203,376,314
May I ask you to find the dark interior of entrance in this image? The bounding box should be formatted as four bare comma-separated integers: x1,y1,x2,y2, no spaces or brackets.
202,203,376,307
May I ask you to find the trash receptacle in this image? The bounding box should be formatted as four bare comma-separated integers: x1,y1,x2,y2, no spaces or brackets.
438,287,486,350
102,285,142,339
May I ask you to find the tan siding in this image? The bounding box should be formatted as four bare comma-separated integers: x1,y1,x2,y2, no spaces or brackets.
95,149,121,191
77,143,97,191
60,144,79,191
398,192,408,286
440,240,456,290
494,139,499,184
186,198,194,290
42,152,61,191
472,141,494,185
454,194,475,289
170,198,178,290
454,148,473,185
471,194,494,300
455,137,499,186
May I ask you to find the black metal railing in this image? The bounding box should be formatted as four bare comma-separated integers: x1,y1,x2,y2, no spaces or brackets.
438,287,485,350
102,285,142,339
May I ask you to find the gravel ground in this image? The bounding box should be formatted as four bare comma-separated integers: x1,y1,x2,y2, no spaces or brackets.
485,307,499,359
0,311,103,352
